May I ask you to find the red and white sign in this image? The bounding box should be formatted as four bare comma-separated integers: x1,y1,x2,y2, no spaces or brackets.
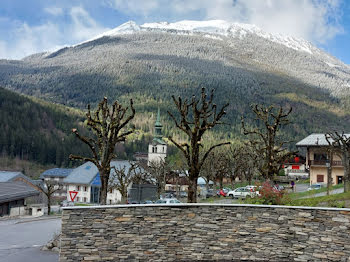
69,191,78,202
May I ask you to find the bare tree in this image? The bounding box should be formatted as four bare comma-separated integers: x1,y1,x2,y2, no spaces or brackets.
146,160,171,199
242,105,295,180
108,162,147,203
200,152,216,192
325,132,350,192
228,144,254,188
70,97,135,204
168,87,230,202
38,180,63,215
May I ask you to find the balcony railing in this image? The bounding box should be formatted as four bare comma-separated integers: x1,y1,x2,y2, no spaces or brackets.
309,160,343,166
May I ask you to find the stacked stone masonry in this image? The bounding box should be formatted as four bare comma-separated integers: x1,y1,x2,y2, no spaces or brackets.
60,204,350,261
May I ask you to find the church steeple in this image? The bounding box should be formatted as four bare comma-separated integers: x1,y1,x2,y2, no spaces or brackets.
148,107,167,166
154,107,163,140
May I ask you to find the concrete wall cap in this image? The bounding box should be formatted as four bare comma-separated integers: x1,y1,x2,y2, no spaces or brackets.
62,203,350,212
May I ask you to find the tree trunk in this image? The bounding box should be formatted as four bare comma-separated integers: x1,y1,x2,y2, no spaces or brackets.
327,152,333,196
219,176,223,189
344,151,350,193
230,177,235,190
157,183,162,199
100,171,108,205
187,173,198,203
121,193,128,204
47,196,51,215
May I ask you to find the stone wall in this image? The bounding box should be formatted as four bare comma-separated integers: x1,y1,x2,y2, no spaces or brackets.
60,204,350,261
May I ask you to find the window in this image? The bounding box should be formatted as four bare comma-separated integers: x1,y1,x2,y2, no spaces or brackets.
83,197,87,202
77,185,80,191
109,189,113,193
152,146,157,153
317,175,324,183
84,186,88,192
163,146,165,153
109,200,112,204
314,153,327,161
77,197,80,202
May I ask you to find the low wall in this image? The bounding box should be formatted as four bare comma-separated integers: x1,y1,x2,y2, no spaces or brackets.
60,204,350,261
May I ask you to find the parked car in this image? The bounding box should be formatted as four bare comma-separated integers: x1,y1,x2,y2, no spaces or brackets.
160,192,176,199
307,184,322,191
179,191,188,198
245,185,261,196
216,188,230,197
142,200,154,204
273,185,285,192
227,187,258,199
155,198,182,204
206,189,214,198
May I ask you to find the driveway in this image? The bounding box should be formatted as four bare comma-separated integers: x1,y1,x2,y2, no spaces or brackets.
0,217,61,262
301,187,344,199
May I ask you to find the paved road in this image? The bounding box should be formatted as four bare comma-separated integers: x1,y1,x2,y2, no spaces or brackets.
302,187,344,199
0,217,61,262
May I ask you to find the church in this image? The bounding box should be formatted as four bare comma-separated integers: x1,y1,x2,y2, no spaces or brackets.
147,108,167,165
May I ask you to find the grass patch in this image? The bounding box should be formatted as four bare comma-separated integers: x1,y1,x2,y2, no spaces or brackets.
284,191,350,207
74,203,94,206
289,184,343,200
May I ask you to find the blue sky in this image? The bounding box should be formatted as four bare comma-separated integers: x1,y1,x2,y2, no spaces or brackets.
0,0,349,64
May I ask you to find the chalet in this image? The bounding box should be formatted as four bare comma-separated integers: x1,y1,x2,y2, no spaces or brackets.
283,155,308,179
0,182,39,217
0,171,44,204
40,168,73,199
296,133,347,185
64,160,142,204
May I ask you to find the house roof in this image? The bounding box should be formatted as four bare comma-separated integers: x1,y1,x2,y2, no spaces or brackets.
296,133,350,147
0,171,27,182
64,160,144,186
0,182,40,203
63,162,99,185
40,168,73,179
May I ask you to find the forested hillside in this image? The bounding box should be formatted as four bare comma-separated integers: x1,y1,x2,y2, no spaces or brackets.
1,21,350,164
0,87,92,167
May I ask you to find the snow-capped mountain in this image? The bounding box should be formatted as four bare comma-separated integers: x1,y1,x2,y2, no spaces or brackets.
1,19,350,106
81,20,314,54
1,19,350,140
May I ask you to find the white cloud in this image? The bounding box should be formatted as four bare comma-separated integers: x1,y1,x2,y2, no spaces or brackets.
69,6,109,42
0,6,109,59
109,0,343,43
44,7,64,16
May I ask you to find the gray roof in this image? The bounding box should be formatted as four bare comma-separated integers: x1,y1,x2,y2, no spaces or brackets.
40,168,73,179
0,171,26,182
64,160,145,185
296,133,350,147
0,182,40,203
63,162,99,185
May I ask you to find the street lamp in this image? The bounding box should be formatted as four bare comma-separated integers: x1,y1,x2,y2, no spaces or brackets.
326,159,330,168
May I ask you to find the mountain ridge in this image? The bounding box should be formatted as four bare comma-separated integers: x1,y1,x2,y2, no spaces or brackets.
1,19,350,150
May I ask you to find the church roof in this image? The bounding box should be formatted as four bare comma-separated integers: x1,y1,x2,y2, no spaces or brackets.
152,138,167,145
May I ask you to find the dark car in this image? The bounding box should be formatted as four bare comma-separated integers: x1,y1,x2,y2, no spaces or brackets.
179,191,188,198
206,189,214,198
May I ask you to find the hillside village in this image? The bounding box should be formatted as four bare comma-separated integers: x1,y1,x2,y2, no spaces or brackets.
2,2,350,261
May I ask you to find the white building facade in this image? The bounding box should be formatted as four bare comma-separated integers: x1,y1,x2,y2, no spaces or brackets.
148,108,167,165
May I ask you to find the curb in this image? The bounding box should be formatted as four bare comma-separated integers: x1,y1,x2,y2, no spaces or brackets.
15,215,61,224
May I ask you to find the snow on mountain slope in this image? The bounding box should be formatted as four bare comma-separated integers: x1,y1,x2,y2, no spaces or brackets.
142,20,313,54
78,20,314,55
